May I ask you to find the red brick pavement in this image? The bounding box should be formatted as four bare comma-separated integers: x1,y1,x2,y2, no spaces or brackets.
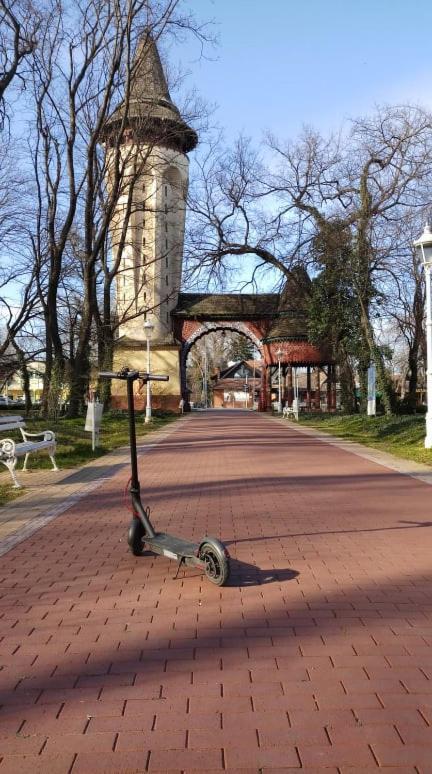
1,409,432,772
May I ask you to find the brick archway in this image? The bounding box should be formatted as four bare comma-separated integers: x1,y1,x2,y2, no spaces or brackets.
171,290,334,412
177,320,265,409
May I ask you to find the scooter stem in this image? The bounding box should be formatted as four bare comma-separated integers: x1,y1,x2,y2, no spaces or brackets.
126,376,140,493
126,373,156,539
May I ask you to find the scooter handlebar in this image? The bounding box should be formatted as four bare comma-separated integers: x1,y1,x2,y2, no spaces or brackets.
99,371,123,379
99,370,169,382
138,372,169,382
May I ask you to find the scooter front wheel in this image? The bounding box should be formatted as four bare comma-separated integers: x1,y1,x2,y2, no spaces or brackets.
128,518,145,556
199,539,230,586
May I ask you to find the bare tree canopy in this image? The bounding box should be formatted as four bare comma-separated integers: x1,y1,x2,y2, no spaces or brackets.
0,0,43,128
186,105,432,412
0,0,212,415
1,0,431,417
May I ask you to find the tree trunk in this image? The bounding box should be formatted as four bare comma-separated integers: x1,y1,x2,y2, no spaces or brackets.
12,344,32,416
96,277,114,408
21,360,32,416
406,280,425,410
40,321,53,418
46,356,65,420
67,263,95,418
406,343,419,410
358,303,395,415
45,263,66,418
357,351,369,414
355,159,395,415
337,350,356,413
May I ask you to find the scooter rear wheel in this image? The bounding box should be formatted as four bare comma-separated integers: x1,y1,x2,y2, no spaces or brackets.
199,540,230,586
128,518,145,556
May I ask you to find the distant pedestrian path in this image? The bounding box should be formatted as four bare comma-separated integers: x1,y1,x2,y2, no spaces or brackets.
1,410,432,770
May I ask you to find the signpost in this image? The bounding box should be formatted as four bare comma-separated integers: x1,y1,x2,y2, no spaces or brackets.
85,397,103,450
367,363,376,416
244,374,249,408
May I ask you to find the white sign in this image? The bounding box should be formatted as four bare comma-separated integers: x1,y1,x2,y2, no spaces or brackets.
85,400,103,449
367,364,376,416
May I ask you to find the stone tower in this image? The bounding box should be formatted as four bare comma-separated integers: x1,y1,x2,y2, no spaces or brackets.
105,34,197,409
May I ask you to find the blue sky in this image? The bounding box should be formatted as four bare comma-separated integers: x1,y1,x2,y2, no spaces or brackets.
173,0,432,291
180,0,432,142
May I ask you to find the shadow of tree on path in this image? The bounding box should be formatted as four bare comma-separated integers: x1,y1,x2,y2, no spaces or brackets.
225,519,432,546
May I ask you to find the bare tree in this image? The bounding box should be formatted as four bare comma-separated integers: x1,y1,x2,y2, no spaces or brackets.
383,214,427,409
186,135,310,293
187,106,432,413
0,137,40,370
26,0,211,417
0,0,42,128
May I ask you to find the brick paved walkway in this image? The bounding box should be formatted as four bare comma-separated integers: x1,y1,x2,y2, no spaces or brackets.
1,410,432,772
0,419,183,552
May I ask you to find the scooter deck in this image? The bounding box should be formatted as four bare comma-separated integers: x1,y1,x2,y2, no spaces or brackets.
146,532,198,560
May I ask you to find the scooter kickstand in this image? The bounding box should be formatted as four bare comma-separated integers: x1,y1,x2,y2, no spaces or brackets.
173,557,185,580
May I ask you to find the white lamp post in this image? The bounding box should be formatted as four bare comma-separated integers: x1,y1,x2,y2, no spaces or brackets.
143,319,154,423
203,348,208,408
276,348,283,413
414,221,432,448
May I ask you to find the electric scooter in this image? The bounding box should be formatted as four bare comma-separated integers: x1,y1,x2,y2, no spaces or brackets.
99,367,230,586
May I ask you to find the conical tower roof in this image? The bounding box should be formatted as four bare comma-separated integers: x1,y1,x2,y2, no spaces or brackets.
130,35,172,105
104,34,198,153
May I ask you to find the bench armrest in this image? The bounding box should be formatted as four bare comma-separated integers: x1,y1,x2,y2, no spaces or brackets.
20,429,56,443
0,438,16,458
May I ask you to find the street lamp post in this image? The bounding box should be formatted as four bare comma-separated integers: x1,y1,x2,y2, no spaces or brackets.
276,348,283,413
203,349,208,408
144,319,154,423
414,222,432,448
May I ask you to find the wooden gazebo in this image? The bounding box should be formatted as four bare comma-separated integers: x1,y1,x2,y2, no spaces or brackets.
172,268,336,412
259,269,336,411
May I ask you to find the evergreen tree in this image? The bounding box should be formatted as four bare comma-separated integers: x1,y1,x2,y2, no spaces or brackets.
308,221,362,412
226,335,254,363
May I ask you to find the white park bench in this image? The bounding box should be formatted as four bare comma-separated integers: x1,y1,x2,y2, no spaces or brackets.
0,415,58,488
282,398,299,421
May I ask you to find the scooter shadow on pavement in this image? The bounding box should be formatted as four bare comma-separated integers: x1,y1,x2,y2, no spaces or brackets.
143,549,299,587
226,559,299,587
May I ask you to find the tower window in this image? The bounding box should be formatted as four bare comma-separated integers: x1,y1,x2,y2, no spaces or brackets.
165,275,169,286
165,204,168,214
165,222,168,233
165,185,168,196
166,312,169,322
165,255,168,267
165,239,168,249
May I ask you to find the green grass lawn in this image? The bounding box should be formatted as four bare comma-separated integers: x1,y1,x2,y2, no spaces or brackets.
0,410,176,507
0,484,23,508
296,412,432,466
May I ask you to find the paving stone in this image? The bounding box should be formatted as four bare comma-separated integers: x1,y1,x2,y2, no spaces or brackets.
148,748,223,770
0,754,75,773
2,411,432,769
224,745,300,768
71,751,148,772
43,731,116,754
